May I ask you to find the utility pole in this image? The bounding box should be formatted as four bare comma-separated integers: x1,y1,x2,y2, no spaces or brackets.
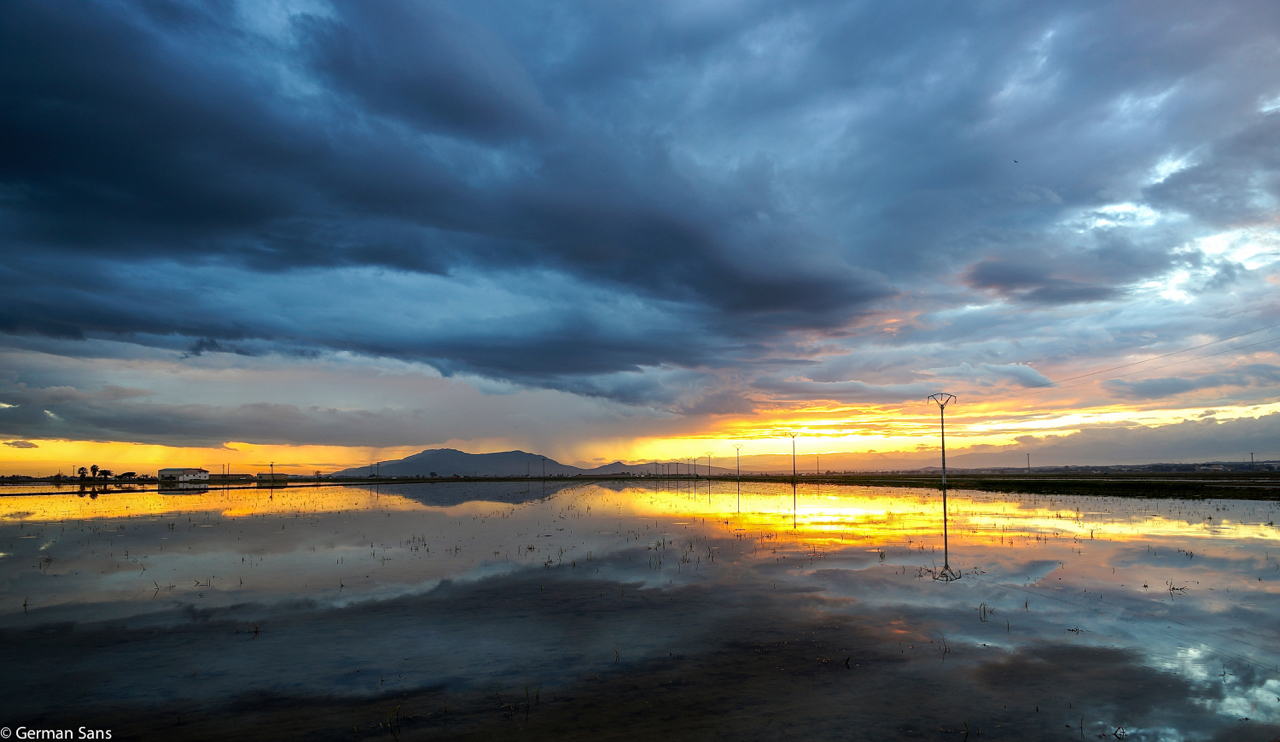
1027,453,1030,473
542,457,546,477
928,394,955,486
789,432,798,480
705,452,713,478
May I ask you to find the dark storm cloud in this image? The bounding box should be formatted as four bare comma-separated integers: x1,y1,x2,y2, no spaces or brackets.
966,259,1120,304
296,1,553,140
677,389,757,416
1,0,1279,414
0,0,895,371
752,377,937,404
186,338,257,358
961,226,1193,305
1145,113,1280,228
0,382,447,448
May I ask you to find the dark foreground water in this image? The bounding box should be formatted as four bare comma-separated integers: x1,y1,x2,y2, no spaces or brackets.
1,480,1278,741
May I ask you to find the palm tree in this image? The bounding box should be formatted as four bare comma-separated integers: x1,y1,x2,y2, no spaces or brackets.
90,464,99,479
78,467,88,479
99,469,113,480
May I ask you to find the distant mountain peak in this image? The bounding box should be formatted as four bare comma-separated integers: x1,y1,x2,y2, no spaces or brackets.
332,448,579,478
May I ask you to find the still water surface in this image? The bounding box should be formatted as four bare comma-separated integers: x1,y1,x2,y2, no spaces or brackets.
1,481,1278,740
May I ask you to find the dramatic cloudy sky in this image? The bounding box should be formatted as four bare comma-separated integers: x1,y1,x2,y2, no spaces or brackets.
2,0,1279,473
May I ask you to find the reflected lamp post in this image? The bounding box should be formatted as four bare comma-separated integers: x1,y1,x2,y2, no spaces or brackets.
733,444,743,513
791,480,798,530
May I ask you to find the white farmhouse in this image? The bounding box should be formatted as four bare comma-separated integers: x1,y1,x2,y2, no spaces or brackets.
158,467,210,484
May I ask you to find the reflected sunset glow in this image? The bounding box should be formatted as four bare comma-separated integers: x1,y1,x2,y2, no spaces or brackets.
0,485,430,522
2,482,1278,737
620,482,1280,547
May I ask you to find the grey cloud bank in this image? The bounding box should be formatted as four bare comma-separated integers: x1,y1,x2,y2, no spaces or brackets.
1,0,1279,452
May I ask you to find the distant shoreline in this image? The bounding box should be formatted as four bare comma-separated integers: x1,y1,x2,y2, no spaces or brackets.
0,471,1276,500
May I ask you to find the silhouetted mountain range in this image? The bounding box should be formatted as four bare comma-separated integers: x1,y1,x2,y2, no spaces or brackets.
330,448,666,478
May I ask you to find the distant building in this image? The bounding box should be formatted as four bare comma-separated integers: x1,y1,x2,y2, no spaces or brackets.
210,473,254,484
158,467,209,484
257,472,288,488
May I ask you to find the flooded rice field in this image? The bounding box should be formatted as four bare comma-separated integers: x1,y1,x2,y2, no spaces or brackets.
1,480,1278,741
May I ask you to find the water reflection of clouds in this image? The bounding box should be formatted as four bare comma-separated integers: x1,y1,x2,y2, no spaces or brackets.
0,482,1277,737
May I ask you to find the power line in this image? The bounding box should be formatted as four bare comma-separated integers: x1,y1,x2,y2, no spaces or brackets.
973,321,1280,405
975,334,1280,407
1046,333,1280,394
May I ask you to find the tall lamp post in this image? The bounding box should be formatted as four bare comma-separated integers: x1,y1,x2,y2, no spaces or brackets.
788,432,798,480
928,394,955,487
928,393,959,581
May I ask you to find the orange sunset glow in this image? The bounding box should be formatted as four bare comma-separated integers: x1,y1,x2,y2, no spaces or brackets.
5,388,1279,476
